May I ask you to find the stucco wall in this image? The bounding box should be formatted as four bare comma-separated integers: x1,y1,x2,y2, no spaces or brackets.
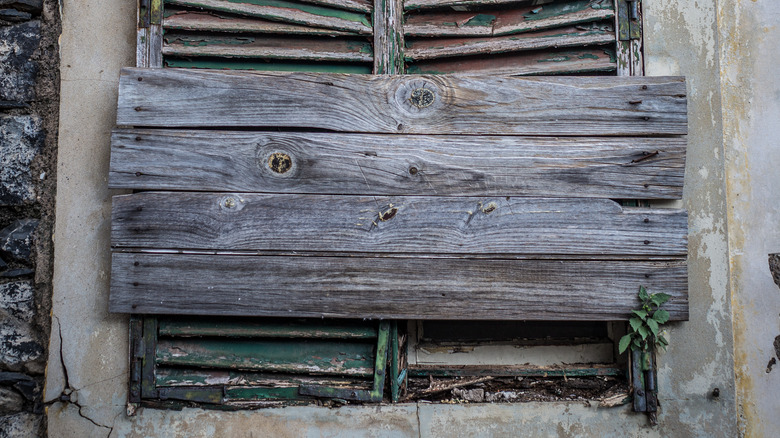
718,1,780,436
43,0,772,436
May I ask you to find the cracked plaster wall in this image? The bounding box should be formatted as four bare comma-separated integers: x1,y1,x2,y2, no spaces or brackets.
42,0,774,436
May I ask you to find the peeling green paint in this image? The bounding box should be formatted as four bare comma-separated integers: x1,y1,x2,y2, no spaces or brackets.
464,14,496,27
578,52,600,60
523,0,603,22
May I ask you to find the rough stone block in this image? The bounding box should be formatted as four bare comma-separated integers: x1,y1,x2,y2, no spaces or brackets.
0,20,40,105
0,116,43,206
0,311,44,374
0,219,38,263
0,1,42,14
0,412,42,437
0,387,24,416
0,281,33,323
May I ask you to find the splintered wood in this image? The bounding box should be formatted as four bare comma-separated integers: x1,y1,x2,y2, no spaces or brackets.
108,68,689,321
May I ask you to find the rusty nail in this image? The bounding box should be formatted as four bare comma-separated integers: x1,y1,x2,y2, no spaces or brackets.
644,240,651,245
409,167,418,175
712,388,720,397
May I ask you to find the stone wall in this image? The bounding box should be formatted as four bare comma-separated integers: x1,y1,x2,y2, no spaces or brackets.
0,0,59,436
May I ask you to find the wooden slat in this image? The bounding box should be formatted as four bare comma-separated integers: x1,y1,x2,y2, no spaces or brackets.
406,47,615,75
405,26,614,60
156,368,372,388
166,0,372,34
162,33,373,62
117,68,688,135
163,11,359,36
110,130,685,198
156,338,376,376
162,58,373,72
404,0,613,37
112,194,687,256
109,253,688,320
286,0,372,13
404,0,537,12
158,318,378,338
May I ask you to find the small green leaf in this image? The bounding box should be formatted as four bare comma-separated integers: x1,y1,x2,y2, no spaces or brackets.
632,338,642,349
629,317,643,332
653,309,670,324
638,325,649,340
646,318,659,335
658,335,669,346
619,334,632,354
632,309,648,320
650,293,671,306
639,286,649,301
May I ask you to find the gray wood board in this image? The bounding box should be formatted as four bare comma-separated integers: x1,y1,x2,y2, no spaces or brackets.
116,68,687,136
112,193,687,256
109,130,686,198
109,253,689,320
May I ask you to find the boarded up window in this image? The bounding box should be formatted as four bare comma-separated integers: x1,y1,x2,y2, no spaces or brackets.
118,0,683,407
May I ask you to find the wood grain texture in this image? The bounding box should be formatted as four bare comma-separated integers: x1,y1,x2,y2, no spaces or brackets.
373,0,404,73
162,33,373,62
116,68,687,135
405,26,615,60
404,0,535,11
112,193,687,255
404,1,613,37
406,47,616,75
163,11,359,35
289,0,372,13
109,252,688,320
109,130,685,198
166,0,372,34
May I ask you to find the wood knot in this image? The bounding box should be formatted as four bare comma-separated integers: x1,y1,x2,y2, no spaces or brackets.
379,206,398,222
409,88,435,108
480,202,497,214
268,152,292,174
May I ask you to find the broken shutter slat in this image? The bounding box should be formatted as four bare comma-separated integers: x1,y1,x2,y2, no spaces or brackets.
156,368,373,388
161,33,373,62
117,69,687,135
112,194,687,256
403,1,614,37
405,47,616,75
109,130,685,199
110,253,688,320
166,0,373,34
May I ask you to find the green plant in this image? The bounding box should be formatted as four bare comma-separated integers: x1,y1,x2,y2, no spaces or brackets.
618,286,671,354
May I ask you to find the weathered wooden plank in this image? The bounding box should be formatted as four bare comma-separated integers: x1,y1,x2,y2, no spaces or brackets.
156,338,376,376
109,253,689,320
112,194,687,256
162,33,373,62
373,0,404,73
109,130,685,198
404,0,538,12
117,68,688,135
405,25,614,60
166,0,372,34
158,318,378,338
163,58,373,72
406,47,615,75
404,0,613,37
163,11,359,35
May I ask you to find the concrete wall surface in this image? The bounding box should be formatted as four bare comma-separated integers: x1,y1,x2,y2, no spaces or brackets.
43,0,779,436
717,0,780,436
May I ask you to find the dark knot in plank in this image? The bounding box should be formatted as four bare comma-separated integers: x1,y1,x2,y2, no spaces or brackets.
409,88,435,109
268,152,292,174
